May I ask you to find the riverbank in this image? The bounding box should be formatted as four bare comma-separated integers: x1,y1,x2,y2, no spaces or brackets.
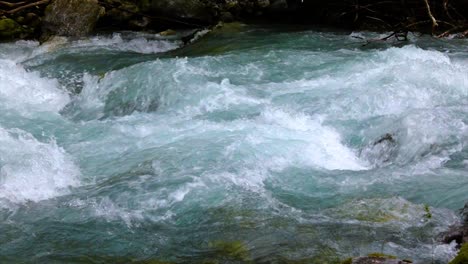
1,0,468,41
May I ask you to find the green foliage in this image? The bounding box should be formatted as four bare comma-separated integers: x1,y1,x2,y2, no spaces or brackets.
449,243,468,264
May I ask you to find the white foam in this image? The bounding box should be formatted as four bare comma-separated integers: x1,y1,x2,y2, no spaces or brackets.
0,128,80,204
72,33,181,54
188,29,211,43
270,45,467,120
255,108,367,171
0,59,70,114
0,40,39,62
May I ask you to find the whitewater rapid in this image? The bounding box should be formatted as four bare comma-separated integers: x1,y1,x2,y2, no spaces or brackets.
0,29,466,263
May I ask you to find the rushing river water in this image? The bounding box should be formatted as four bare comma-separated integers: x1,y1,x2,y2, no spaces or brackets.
0,26,467,263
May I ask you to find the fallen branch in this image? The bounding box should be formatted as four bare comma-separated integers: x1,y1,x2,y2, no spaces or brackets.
0,1,26,8
422,0,438,33
5,0,49,14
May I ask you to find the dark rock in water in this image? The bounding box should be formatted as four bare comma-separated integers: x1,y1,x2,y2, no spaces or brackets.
438,202,468,248
374,133,395,145
343,255,412,264
42,0,105,37
360,133,398,167
0,18,25,39
440,225,467,245
462,203,468,224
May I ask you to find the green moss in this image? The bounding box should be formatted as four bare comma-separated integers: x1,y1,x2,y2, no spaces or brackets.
0,18,24,39
449,243,468,264
354,211,397,223
367,253,397,259
424,204,432,219
341,258,352,264
208,240,251,261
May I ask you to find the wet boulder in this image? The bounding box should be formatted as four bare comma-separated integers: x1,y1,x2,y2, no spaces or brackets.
97,0,152,30
462,202,468,224
42,0,105,38
360,133,398,167
439,202,468,246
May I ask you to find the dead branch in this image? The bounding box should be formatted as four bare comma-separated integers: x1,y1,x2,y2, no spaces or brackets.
5,0,49,14
422,0,438,33
0,1,26,8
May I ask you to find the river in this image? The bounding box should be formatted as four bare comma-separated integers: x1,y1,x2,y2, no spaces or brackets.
0,25,467,263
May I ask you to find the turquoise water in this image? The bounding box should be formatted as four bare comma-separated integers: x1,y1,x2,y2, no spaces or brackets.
0,26,467,263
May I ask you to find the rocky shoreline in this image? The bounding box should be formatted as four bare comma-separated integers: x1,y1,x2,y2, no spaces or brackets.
1,0,468,41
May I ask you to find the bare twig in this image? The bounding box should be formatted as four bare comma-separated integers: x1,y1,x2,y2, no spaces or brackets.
422,0,438,33
0,1,26,8
2,0,49,14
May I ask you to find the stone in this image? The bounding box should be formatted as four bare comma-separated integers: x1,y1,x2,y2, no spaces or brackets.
159,29,177,36
266,0,288,13
440,202,468,246
219,11,235,22
0,18,24,39
138,0,214,24
461,202,468,224
440,226,466,245
42,0,105,37
129,17,151,29
257,0,270,8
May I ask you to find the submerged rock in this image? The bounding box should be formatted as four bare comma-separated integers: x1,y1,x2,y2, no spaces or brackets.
42,0,105,37
159,29,177,36
462,203,468,224
439,202,468,246
360,133,398,167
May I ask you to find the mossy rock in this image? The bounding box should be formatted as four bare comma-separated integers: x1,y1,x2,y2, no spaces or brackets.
449,243,468,264
341,258,352,264
367,253,397,259
326,197,429,224
0,18,24,39
207,240,251,262
42,0,105,37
